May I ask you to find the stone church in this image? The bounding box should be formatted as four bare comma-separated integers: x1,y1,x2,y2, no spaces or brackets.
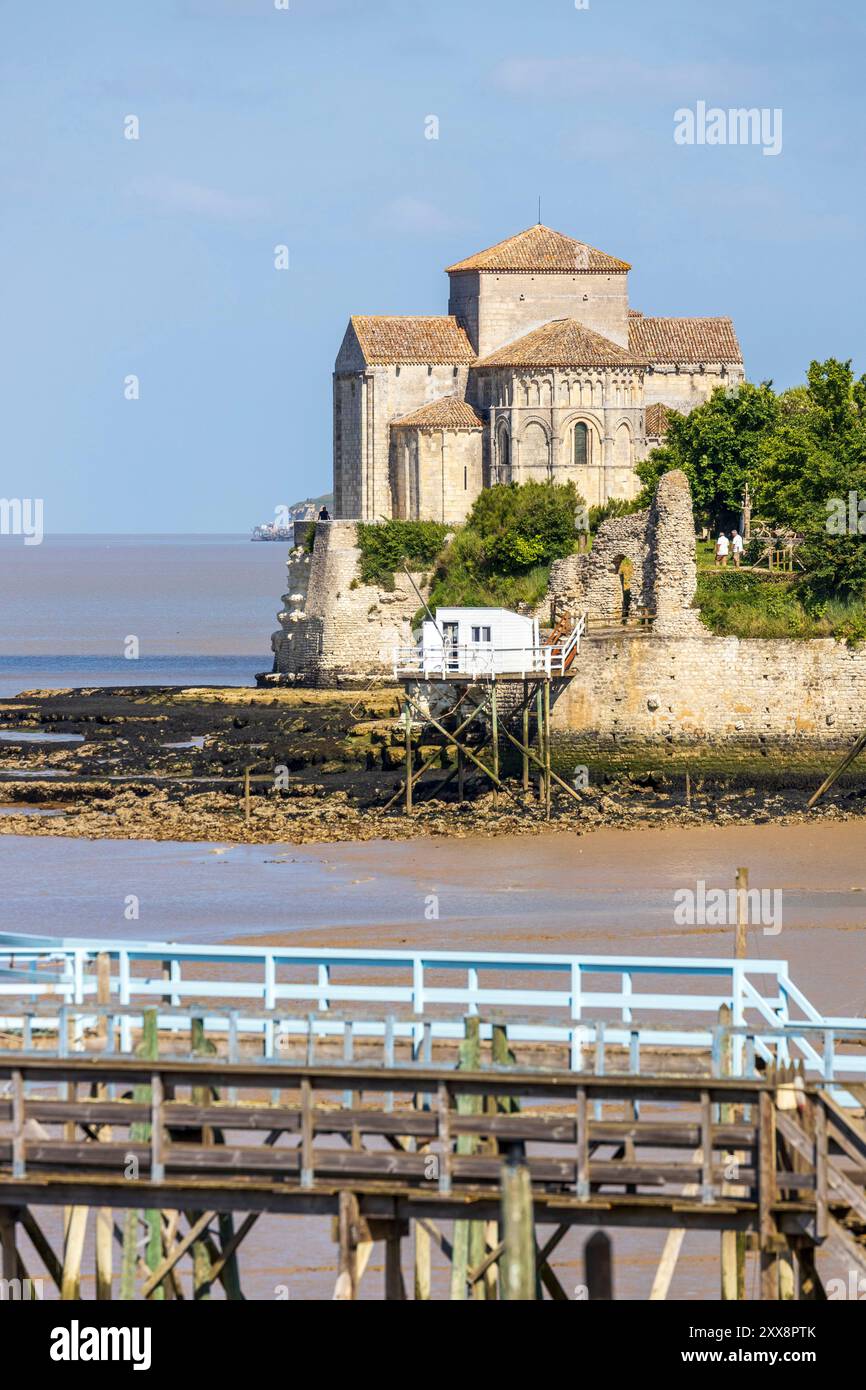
332,224,743,524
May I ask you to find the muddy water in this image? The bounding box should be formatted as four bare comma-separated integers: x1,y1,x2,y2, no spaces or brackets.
2,821,864,1299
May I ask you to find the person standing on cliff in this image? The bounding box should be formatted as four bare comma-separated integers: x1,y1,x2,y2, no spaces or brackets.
715,531,730,568
731,528,743,568
318,505,331,521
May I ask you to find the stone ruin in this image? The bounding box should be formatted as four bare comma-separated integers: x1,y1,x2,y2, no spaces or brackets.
546,469,704,636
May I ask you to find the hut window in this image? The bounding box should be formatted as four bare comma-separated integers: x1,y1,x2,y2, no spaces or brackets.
471,626,492,643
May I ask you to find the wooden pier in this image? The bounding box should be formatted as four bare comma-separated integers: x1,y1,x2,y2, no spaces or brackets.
1,1041,864,1300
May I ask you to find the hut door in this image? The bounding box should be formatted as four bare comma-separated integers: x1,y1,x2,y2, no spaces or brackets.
443,621,459,671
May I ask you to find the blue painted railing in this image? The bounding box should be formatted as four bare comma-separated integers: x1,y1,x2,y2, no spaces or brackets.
0,932,864,1093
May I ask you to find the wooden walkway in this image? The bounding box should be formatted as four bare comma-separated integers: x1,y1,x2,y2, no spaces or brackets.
1,1050,864,1299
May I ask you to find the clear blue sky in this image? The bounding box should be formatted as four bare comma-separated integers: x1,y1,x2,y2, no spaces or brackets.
2,0,864,532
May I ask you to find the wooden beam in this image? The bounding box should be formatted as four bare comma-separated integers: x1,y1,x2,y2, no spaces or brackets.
140,1209,215,1299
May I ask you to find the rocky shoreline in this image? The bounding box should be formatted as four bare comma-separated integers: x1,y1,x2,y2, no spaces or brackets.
0,684,863,845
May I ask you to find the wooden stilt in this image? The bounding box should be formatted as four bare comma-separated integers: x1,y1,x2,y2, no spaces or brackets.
384,1226,407,1301
0,1208,17,1283
521,680,529,792
718,1003,739,1301
450,1016,483,1300
404,707,413,815
759,1089,779,1300
585,1230,613,1300
543,679,552,820
96,1207,113,1301
335,1190,361,1300
535,687,544,801
61,1205,88,1300
501,1157,535,1300
191,1016,216,1299
413,1217,431,1302
491,682,499,782
457,747,465,801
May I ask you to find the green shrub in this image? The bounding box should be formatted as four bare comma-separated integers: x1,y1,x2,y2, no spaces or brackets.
425,481,584,612
355,520,449,589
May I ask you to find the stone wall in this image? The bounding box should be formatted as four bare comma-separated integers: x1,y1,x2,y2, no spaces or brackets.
550,633,866,748
269,521,424,686
390,425,483,525
450,270,631,357
643,363,745,412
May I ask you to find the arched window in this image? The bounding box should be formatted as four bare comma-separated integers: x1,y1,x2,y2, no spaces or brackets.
498,426,510,471
573,422,589,467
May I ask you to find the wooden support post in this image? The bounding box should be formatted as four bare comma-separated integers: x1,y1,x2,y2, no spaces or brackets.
404,707,413,815
522,681,530,792
759,1088,779,1300
61,1205,89,1300
450,1016,483,1301
501,1156,535,1300
384,1226,407,1301
334,1190,361,1300
0,1208,17,1283
543,679,552,820
457,747,465,802
491,682,499,782
585,1231,613,1301
190,1016,216,1298
414,1217,431,1302
244,765,251,827
735,866,749,959
719,1004,741,1301
535,687,544,801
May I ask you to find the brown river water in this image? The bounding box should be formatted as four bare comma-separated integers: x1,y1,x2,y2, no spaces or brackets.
2,819,864,1299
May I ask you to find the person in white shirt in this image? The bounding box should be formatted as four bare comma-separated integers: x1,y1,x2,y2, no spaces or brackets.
731,529,744,568
715,531,730,568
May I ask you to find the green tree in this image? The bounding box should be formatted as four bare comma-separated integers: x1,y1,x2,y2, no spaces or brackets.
635,382,779,528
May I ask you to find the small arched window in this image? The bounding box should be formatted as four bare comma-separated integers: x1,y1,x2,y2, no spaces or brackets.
573,422,588,467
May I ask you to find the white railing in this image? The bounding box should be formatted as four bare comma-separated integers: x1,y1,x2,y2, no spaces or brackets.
393,613,587,681
1,934,865,1097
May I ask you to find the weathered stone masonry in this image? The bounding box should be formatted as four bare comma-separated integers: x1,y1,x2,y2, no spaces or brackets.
267,473,866,748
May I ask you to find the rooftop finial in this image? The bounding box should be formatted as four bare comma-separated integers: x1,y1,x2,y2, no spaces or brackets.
537,195,542,225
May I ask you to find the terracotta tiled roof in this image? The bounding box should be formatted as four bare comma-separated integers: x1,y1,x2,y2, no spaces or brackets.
475,319,645,369
446,224,630,274
645,402,674,436
391,395,483,430
629,316,742,364
351,315,475,365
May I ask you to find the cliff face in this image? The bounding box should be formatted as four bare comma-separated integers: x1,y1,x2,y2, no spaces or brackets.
268,521,426,687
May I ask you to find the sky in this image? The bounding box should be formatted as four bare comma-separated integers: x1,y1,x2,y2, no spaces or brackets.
2,0,865,533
